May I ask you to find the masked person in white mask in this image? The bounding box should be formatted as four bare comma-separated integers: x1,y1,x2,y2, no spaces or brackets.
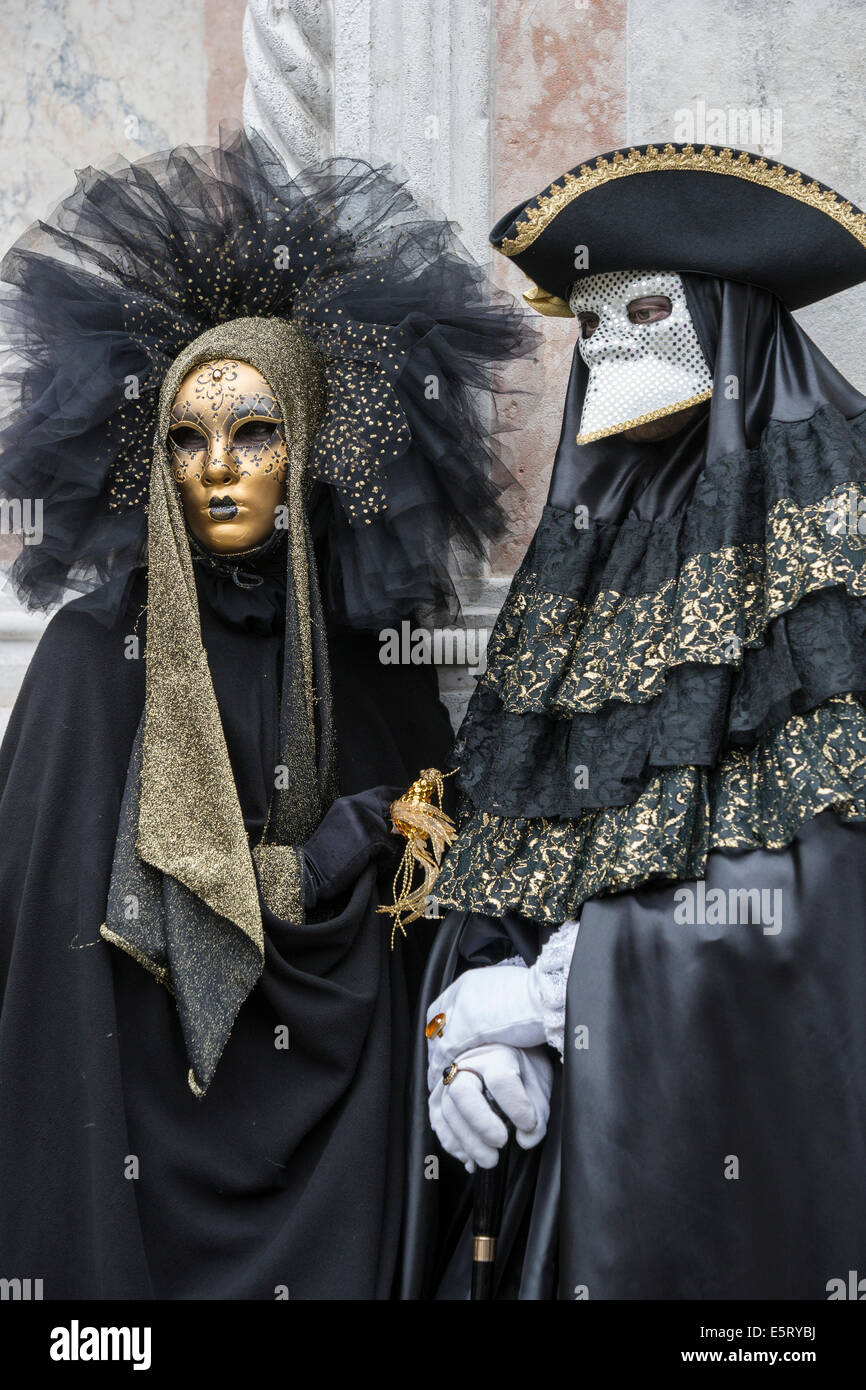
400,143,866,1300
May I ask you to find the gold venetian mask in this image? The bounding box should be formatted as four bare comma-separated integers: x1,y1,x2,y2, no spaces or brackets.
167,358,288,553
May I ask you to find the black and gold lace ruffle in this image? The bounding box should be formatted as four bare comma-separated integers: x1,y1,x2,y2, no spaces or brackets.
443,405,866,919
486,488,866,715
483,407,866,716
438,694,866,922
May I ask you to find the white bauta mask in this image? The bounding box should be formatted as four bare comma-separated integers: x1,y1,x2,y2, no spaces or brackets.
568,270,713,444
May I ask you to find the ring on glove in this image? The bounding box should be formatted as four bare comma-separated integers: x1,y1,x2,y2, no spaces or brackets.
443,1062,484,1086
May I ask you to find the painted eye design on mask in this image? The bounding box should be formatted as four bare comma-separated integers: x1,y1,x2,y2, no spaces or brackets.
168,424,208,481
229,417,286,475
626,295,672,325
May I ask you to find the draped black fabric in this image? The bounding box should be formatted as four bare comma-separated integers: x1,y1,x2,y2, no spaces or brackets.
450,277,866,832
403,819,866,1300
555,812,866,1301
403,276,866,1298
0,557,452,1300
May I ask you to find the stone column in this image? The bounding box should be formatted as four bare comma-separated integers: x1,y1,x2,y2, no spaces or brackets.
241,0,496,723
242,0,334,171
332,0,496,723
332,0,492,264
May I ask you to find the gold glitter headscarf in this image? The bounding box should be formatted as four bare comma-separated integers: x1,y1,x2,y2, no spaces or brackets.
102,316,334,1095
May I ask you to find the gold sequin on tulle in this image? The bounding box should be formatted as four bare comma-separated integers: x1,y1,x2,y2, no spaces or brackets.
436,694,866,922
107,245,410,523
497,144,866,258
482,483,866,714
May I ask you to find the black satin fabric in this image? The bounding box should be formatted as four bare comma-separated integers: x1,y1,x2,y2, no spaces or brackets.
402,816,866,1300
401,277,866,1298
557,810,866,1301
0,557,453,1300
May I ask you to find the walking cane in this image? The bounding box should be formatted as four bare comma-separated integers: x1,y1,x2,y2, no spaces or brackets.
470,1086,515,1300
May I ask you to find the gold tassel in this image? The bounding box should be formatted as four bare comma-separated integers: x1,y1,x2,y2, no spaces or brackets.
377,768,457,947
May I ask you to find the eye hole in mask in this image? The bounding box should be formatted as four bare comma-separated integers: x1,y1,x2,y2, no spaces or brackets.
577,294,672,340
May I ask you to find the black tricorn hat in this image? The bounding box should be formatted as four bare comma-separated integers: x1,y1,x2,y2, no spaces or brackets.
490,142,866,316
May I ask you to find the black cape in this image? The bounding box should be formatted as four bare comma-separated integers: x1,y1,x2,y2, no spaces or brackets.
0,560,452,1300
402,815,866,1299
401,275,866,1299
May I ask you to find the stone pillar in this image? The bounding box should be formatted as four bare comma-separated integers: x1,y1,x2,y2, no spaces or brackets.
332,0,492,263
242,0,334,171
241,0,495,723
331,0,496,723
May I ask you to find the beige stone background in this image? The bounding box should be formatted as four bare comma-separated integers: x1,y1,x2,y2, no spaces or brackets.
2,0,866,727
0,0,247,244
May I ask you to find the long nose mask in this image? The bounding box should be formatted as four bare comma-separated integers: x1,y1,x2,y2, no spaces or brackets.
569,270,713,444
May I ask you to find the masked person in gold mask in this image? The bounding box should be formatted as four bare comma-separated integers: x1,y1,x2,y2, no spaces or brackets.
0,128,533,1300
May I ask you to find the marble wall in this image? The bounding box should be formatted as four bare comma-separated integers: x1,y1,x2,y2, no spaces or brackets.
491,0,629,571
0,0,248,733
0,0,247,250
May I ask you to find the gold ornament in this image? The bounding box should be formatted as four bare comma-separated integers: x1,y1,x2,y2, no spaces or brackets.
378,768,457,946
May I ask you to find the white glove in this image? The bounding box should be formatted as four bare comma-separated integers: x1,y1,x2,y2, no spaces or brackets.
426,962,546,1091
428,1042,553,1172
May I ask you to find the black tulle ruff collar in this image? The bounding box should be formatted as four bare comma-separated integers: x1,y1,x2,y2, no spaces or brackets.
0,124,537,631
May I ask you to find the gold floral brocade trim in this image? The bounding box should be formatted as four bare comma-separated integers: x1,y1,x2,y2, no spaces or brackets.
436,694,866,922
498,144,866,257
483,483,866,714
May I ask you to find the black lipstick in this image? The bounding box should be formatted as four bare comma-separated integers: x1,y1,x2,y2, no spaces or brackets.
208,496,238,520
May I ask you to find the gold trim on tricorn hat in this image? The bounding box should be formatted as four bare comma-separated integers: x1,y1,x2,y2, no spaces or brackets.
492,143,866,314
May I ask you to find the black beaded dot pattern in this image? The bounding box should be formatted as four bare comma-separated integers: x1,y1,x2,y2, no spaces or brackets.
568,270,713,442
